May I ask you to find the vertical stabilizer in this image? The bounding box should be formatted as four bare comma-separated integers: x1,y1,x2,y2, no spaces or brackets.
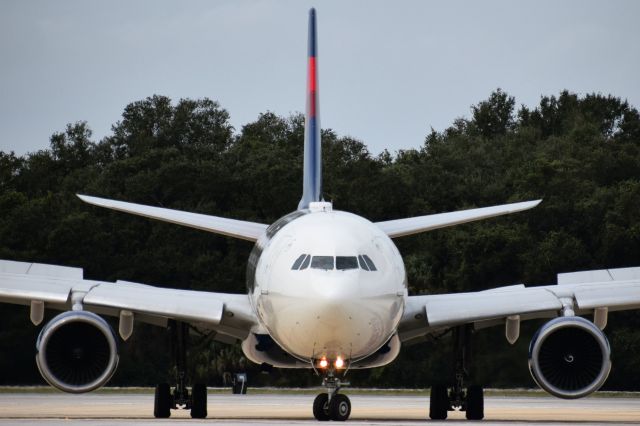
298,8,322,210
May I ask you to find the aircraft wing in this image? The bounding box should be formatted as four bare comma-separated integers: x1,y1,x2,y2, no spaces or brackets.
77,195,268,242
0,259,257,342
399,266,640,344
375,200,541,238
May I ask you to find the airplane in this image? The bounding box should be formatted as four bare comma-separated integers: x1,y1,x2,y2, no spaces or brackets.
1,7,640,422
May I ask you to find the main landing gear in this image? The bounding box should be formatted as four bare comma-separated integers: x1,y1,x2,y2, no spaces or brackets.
154,321,208,419
313,370,351,421
429,325,484,421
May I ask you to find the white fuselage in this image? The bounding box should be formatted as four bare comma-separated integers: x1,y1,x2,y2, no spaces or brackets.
248,202,407,364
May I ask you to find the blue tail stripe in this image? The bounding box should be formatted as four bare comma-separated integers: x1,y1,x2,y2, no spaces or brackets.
308,8,317,57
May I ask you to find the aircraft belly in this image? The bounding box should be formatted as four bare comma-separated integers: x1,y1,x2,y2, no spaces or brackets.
258,293,403,360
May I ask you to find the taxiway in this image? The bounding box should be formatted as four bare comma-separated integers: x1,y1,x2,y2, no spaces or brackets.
0,391,638,425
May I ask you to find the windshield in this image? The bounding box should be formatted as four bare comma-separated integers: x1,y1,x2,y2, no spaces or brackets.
336,256,358,270
291,254,377,271
310,256,334,270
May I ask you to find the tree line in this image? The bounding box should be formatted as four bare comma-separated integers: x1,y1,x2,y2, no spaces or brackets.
1,89,639,389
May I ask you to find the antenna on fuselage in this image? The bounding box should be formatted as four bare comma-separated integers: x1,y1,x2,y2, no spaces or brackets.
298,8,323,210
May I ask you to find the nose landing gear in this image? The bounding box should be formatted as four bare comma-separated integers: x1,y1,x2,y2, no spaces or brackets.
313,371,351,421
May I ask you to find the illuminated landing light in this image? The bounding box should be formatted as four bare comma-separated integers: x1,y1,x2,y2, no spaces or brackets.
319,358,328,369
335,357,344,369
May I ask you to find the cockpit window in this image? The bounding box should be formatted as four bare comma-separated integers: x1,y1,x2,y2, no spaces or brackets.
336,256,358,270
293,254,376,272
291,254,307,270
299,254,311,270
362,254,377,271
291,254,311,270
358,255,369,271
311,256,334,270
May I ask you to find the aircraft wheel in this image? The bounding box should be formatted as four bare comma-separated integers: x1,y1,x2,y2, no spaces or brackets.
154,383,171,418
429,385,448,420
329,394,351,421
190,383,207,419
465,385,484,420
312,393,330,421
232,373,248,394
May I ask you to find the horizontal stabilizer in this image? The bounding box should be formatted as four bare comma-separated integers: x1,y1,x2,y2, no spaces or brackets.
375,199,541,238
78,195,268,242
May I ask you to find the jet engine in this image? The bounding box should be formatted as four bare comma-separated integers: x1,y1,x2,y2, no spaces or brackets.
36,311,119,393
528,316,611,399
349,334,401,369
241,333,311,368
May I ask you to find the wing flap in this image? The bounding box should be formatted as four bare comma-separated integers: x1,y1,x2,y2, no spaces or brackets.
0,273,75,304
558,266,640,285
423,288,562,327
375,200,541,238
557,266,640,310
574,282,640,311
0,259,256,335
401,265,640,342
0,260,85,304
0,259,83,279
83,281,225,325
78,194,268,242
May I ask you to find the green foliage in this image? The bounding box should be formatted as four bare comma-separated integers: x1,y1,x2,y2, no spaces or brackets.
1,90,639,389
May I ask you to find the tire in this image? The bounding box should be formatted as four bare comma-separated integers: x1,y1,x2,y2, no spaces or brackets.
466,385,484,420
232,373,248,394
429,385,449,420
191,383,207,419
154,383,171,418
329,394,351,421
312,393,331,421
232,382,247,394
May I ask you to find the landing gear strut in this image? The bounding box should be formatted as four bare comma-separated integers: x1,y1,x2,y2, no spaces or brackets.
154,321,208,419
313,370,351,421
429,325,484,420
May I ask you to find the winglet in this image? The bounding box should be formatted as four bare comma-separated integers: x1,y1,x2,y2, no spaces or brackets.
298,8,323,210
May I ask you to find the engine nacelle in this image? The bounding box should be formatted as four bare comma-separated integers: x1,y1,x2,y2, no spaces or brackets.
36,311,119,393
349,334,401,369
242,333,311,368
529,316,611,399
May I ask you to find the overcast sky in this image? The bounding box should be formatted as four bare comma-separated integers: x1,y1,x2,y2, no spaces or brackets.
1,0,639,157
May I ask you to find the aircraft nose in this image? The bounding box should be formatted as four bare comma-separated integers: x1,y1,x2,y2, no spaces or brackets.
301,275,401,356
310,272,360,300
302,291,401,359
261,270,404,360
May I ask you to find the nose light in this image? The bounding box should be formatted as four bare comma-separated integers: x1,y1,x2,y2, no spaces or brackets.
316,356,347,370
